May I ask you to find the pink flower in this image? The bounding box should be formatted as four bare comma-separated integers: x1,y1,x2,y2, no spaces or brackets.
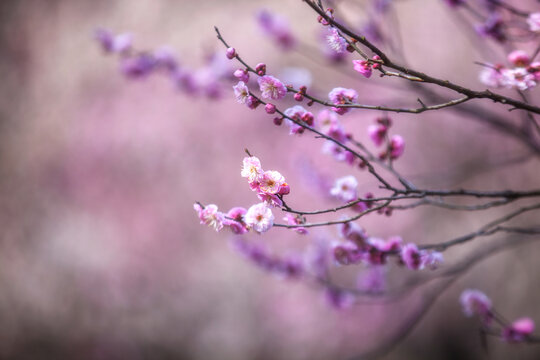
258,75,287,100
94,28,132,54
257,192,283,208
332,241,362,265
501,68,537,91
241,156,263,187
258,170,286,194
421,251,444,270
401,243,422,270
368,124,387,146
245,203,274,233
328,87,358,115
479,65,504,88
224,207,248,234
502,318,535,342
316,109,340,134
389,135,405,159
193,203,225,232
507,50,530,67
527,13,540,33
326,28,348,53
330,175,358,202
369,236,402,252
256,9,296,50
338,221,367,246
233,81,250,104
284,105,312,134
225,47,236,59
283,214,308,235
460,289,492,319
352,60,372,78
233,69,249,82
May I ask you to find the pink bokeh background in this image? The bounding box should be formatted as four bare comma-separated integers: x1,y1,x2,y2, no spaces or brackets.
0,0,539,359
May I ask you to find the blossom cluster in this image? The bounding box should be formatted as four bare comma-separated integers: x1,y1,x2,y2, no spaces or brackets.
94,28,231,98
480,50,540,91
332,222,443,270
194,156,290,234
460,289,536,343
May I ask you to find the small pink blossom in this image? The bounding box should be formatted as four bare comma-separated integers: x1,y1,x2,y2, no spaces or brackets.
421,251,444,270
284,105,312,134
233,69,249,82
326,28,348,53
503,318,535,342
507,50,530,67
257,192,283,208
321,141,355,165
258,170,286,195
330,175,358,202
368,124,387,146
265,103,276,114
224,207,248,234
501,68,537,91
241,156,263,183
233,81,250,104
389,135,405,159
460,289,492,319
332,241,362,265
527,13,540,33
193,203,225,232
479,65,505,88
352,60,372,78
283,214,308,235
316,109,340,134
258,75,287,100
328,87,358,115
245,202,275,233
226,47,236,59
401,243,422,270
369,236,402,252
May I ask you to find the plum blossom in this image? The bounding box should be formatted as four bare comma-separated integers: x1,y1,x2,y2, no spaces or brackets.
258,170,286,194
94,28,132,54
500,68,537,91
389,135,405,159
193,203,225,232
352,60,372,78
368,124,387,146
258,75,287,100
330,175,358,202
256,9,296,50
502,318,536,342
527,13,540,33
326,28,348,54
421,251,444,270
328,87,358,115
284,105,313,134
241,156,263,183
233,81,250,104
460,289,492,319
245,202,275,233
233,69,249,82
223,207,249,234
479,65,504,88
283,214,308,235
507,50,530,67
401,243,422,270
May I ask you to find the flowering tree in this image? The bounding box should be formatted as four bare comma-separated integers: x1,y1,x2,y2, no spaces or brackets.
97,0,540,358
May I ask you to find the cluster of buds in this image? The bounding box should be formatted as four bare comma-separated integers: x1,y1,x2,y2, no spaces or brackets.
460,290,536,343
332,225,443,269
367,116,405,161
352,55,382,79
317,8,334,26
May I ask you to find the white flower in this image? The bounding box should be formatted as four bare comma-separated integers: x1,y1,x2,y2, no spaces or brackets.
330,175,358,202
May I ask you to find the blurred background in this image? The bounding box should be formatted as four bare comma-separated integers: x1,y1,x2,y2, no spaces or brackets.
0,0,539,359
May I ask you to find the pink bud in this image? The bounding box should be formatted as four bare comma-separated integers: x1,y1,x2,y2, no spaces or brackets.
233,69,249,83
265,103,277,114
294,93,304,101
226,47,236,59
